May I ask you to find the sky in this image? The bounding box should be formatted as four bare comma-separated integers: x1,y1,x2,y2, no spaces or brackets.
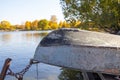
0,0,64,25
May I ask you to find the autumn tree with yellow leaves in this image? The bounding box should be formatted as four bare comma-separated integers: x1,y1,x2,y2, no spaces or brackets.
1,21,11,30
49,15,58,29
25,21,31,30
0,20,15,30
0,15,82,31
31,20,38,30
38,19,50,30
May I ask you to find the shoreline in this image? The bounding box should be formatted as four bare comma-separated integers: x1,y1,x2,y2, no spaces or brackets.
0,29,53,32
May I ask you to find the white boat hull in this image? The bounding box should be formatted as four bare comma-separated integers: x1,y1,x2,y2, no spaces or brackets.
34,45,120,74
33,28,120,75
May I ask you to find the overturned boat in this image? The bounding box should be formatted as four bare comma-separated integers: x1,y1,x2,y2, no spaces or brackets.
34,28,120,75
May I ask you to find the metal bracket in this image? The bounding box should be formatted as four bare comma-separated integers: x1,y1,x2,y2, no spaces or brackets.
0,58,12,80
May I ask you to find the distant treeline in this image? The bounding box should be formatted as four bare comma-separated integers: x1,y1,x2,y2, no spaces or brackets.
0,15,81,31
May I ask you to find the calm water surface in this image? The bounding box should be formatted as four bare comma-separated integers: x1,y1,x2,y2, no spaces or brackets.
0,31,83,80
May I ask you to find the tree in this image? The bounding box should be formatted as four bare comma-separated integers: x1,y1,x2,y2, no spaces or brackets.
69,20,81,28
62,21,70,28
31,20,38,30
49,15,58,29
0,23,1,30
49,21,58,29
58,21,63,28
15,25,25,30
38,19,50,30
25,21,31,30
60,0,120,33
0,20,11,30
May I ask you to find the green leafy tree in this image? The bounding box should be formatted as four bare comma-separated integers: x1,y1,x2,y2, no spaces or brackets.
38,19,50,30
60,0,120,33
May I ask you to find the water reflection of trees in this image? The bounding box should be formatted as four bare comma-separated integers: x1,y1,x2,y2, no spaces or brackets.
1,34,11,43
39,32,48,37
58,68,84,80
24,32,48,37
22,32,48,41
0,32,48,44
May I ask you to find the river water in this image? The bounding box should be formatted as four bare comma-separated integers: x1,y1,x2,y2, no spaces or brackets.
0,31,84,80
